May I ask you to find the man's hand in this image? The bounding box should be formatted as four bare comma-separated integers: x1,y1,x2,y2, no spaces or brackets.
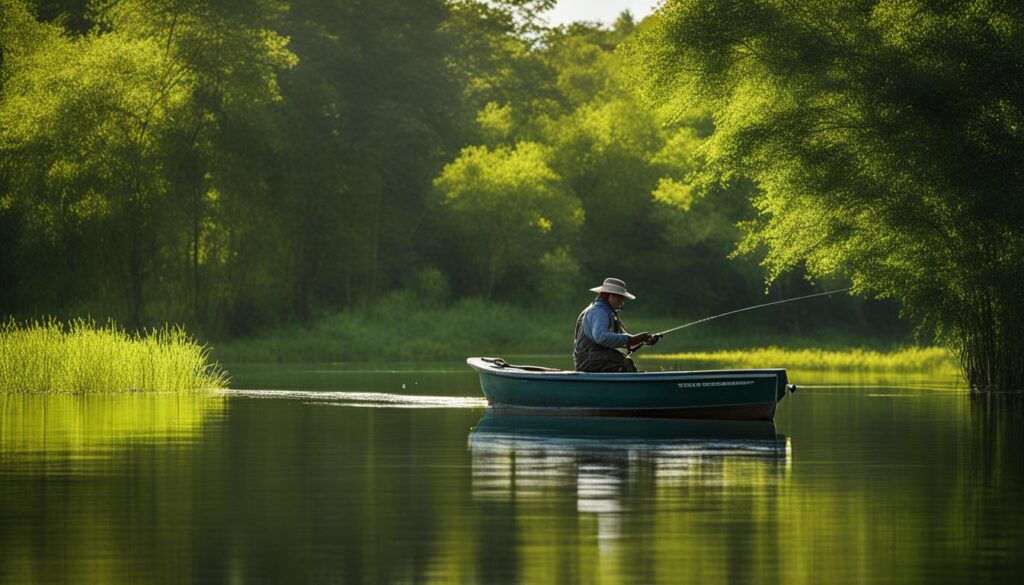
648,333,662,346
627,332,652,346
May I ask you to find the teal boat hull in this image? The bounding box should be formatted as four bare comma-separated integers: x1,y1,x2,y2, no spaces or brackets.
467,357,793,421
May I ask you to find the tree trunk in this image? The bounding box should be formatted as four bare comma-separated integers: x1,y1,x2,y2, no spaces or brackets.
953,289,1024,391
485,252,499,301
368,172,383,299
191,182,201,322
127,184,144,329
187,119,206,324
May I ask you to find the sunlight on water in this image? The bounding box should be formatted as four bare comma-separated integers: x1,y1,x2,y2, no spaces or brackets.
0,392,226,466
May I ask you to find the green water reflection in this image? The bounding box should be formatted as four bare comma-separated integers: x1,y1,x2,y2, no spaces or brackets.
468,413,791,583
0,392,226,583
1,363,1022,584
0,392,226,463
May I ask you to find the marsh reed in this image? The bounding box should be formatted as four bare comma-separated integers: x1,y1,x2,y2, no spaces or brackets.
0,319,228,393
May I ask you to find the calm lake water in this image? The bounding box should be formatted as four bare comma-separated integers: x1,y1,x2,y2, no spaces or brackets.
2,359,1023,584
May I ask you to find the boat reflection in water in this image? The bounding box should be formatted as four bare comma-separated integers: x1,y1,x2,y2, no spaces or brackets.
469,410,791,542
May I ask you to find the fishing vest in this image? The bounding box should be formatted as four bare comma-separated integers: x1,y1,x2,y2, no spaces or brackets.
573,301,630,372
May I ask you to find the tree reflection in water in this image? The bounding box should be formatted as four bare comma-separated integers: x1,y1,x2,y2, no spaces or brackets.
469,411,791,543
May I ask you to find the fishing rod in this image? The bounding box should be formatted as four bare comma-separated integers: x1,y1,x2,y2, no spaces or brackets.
627,287,852,354
657,287,852,336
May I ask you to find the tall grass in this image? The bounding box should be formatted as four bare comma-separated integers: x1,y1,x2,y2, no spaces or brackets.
646,346,956,372
0,319,228,393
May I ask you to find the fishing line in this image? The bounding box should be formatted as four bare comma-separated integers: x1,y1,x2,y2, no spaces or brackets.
656,287,852,337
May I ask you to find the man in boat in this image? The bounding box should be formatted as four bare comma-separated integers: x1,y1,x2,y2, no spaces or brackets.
573,277,661,373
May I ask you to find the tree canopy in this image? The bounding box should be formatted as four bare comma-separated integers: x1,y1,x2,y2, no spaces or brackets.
0,0,904,344
631,0,1024,388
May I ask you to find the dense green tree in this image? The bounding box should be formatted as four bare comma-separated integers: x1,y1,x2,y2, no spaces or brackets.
273,0,463,313
433,141,582,299
2,2,186,323
422,14,771,318
442,0,559,124
0,0,294,327
0,0,907,342
631,0,1024,388
455,18,770,313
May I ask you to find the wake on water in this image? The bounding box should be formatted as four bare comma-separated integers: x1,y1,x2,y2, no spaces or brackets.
217,390,790,459
218,389,488,409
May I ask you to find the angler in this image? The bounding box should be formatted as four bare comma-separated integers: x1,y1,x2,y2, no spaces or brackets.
572,277,662,373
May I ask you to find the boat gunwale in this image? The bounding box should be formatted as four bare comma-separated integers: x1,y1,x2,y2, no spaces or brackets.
466,357,786,383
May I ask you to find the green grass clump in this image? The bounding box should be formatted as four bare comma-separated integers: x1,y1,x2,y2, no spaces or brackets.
0,319,228,393
648,346,956,372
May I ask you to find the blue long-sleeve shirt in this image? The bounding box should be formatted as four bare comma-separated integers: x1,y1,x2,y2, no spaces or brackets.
580,299,629,348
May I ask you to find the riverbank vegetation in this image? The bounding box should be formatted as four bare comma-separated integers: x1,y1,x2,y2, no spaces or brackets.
211,292,914,363
0,320,227,392
0,0,900,338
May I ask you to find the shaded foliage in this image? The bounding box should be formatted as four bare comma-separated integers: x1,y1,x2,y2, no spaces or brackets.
0,0,905,344
632,0,1024,388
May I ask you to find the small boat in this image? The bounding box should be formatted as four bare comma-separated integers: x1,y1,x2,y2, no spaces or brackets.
467,357,797,421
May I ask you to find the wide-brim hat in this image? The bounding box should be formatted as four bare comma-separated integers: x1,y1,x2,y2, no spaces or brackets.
589,277,636,300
